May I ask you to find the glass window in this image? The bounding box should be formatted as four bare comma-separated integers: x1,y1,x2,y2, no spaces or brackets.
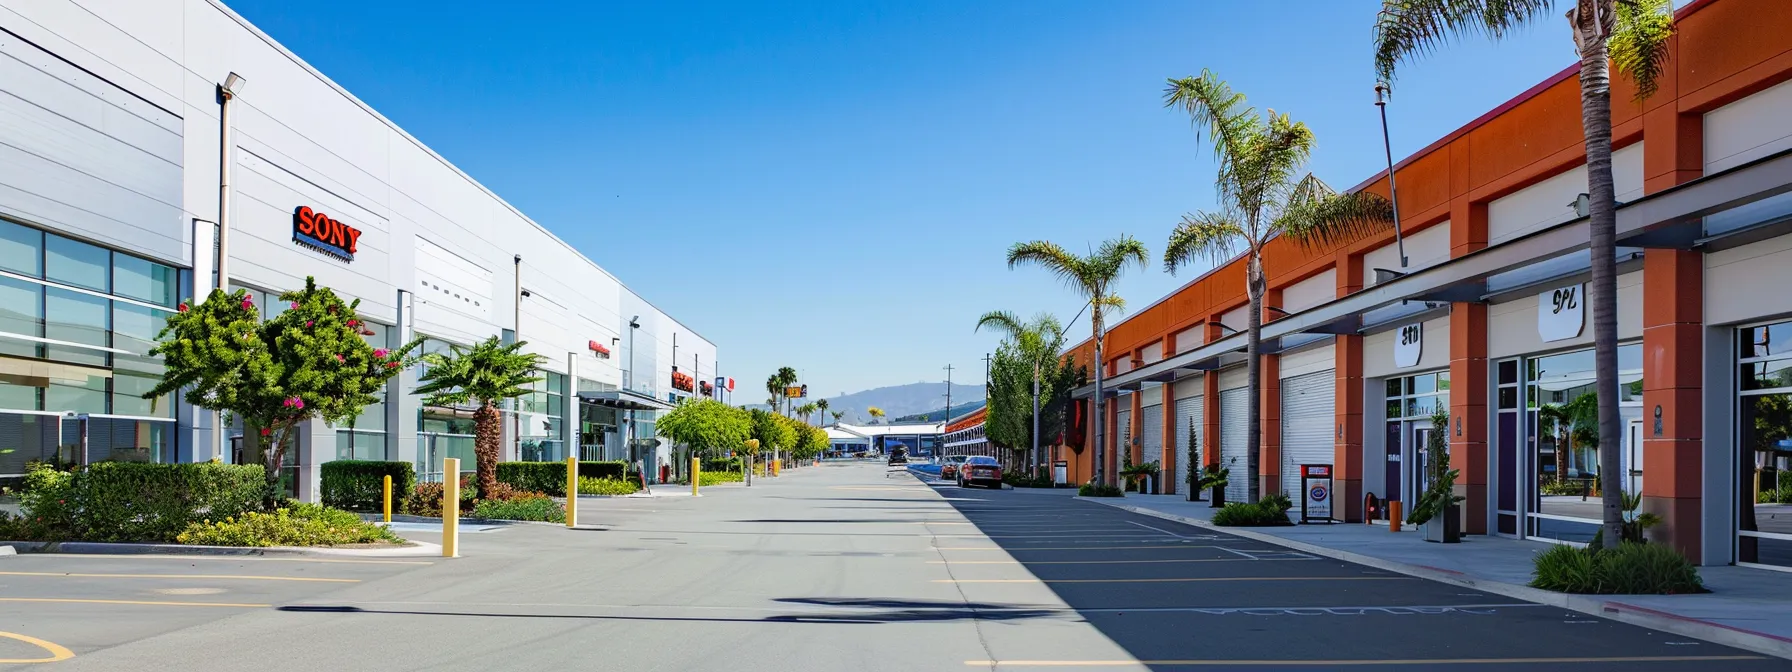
1413,373,1437,395
0,380,38,411
112,303,168,355
1498,360,1518,385
44,234,109,292
44,288,109,366
1386,379,1402,397
1742,321,1792,360
1437,371,1450,391
1498,386,1519,410
45,371,107,414
0,276,42,359
112,254,178,307
0,220,42,277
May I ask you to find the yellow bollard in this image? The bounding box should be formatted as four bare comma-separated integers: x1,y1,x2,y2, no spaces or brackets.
442,458,460,558
772,459,781,477
691,456,701,497
382,475,393,524
565,456,578,528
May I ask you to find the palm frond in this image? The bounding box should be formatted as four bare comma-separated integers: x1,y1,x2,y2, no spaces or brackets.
1612,0,1675,102
975,310,1028,340
1007,240,1095,301
1092,294,1127,317
1374,0,1556,86
1165,70,1261,197
1163,211,1245,274
1275,175,1396,251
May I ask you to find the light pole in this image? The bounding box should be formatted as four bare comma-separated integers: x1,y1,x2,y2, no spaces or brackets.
216,72,246,290
627,316,640,464
1375,82,1407,269
513,254,522,461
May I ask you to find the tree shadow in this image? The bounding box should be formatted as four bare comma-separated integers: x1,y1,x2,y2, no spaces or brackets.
277,597,1062,625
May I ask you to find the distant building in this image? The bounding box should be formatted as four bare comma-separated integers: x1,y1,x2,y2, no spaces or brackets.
827,422,943,458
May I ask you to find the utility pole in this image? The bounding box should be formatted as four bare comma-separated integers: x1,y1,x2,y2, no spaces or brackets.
943,364,953,459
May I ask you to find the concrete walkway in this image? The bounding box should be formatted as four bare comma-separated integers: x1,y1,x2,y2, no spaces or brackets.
1084,492,1792,659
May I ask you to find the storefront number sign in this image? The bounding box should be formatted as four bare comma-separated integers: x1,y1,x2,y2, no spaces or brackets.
1538,283,1584,342
293,206,361,262
1394,322,1422,368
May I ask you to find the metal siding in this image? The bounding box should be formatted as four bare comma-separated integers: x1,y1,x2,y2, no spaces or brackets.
1280,369,1336,500
1220,387,1248,503
1141,404,1163,474
1116,408,1130,464
1174,395,1203,495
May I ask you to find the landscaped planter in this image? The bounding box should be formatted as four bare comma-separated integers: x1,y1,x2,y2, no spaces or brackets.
1423,504,1461,543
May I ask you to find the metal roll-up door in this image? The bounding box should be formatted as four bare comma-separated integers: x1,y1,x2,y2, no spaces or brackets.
1115,408,1131,463
1219,387,1249,503
1141,404,1164,481
1280,369,1336,499
1174,395,1203,494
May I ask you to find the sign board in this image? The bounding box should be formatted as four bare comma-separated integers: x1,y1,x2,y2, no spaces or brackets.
785,385,807,398
1300,464,1333,524
1538,283,1585,342
1394,322,1422,368
292,206,361,261
1053,461,1068,485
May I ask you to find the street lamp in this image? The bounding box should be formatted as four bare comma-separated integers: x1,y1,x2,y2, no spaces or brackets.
216,72,246,289
627,316,640,463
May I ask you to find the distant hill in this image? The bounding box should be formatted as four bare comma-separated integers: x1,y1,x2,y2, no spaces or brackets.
817,382,985,424
895,400,987,423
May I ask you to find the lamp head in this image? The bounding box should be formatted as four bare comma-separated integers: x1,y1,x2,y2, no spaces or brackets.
222,72,246,98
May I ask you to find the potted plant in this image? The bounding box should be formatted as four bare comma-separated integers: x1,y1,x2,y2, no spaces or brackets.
1407,408,1463,543
1202,457,1234,508
1185,429,1203,501
1121,460,1160,494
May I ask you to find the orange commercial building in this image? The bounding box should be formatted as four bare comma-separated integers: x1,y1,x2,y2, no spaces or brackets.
1053,0,1792,570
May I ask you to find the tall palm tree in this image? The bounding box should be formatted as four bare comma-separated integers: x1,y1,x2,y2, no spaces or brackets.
1374,0,1673,544
831,410,845,426
794,402,818,425
976,310,1066,475
1008,236,1150,487
1162,71,1394,503
415,336,545,496
815,398,830,426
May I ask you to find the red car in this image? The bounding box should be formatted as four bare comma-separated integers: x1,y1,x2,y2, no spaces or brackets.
938,455,971,481
957,456,1003,489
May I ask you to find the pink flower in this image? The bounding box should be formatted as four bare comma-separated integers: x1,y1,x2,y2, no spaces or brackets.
241,299,253,311
177,303,188,312
335,353,345,362
260,428,271,437
385,361,399,369
306,321,314,328
283,396,304,410
290,302,299,309
346,320,358,327
374,348,389,359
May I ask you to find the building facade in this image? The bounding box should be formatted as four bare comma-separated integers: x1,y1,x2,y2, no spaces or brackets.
0,0,718,498
1065,0,1792,570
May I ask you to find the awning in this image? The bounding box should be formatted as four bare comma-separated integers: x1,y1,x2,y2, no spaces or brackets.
577,389,675,411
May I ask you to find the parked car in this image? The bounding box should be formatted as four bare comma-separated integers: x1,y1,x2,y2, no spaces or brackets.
938,455,971,480
957,456,1004,489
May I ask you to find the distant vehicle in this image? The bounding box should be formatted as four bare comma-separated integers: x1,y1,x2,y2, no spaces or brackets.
887,447,908,466
938,455,971,480
957,456,1003,489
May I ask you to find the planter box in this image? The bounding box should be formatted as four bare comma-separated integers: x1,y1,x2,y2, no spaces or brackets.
1209,487,1227,508
1423,504,1461,543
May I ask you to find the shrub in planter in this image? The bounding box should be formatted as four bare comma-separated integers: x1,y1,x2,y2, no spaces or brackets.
177,502,404,547
403,476,476,517
79,462,265,542
698,470,744,487
578,476,638,496
320,460,415,512
1212,493,1295,527
497,461,632,496
1077,482,1123,498
472,495,564,523
1530,541,1704,594
12,464,76,539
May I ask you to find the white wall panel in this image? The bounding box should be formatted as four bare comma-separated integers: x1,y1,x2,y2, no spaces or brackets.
1706,231,1792,325
1364,316,1451,378
1278,341,1336,379
1218,365,1249,391
1488,143,1643,245
1282,269,1336,313
1172,371,1205,400
1705,79,1792,174
1364,222,1451,287
1173,325,1204,353
1220,305,1249,333
1488,270,1642,358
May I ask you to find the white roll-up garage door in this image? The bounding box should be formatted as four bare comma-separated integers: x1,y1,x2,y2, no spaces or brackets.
1220,387,1249,503
1116,408,1131,463
1280,369,1336,500
1141,404,1164,478
1174,395,1203,494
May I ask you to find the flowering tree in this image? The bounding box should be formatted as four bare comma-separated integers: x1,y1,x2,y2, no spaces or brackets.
149,277,421,507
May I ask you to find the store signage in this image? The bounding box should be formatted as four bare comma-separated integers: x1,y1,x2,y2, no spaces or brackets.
727,377,735,391
1538,283,1584,342
700,380,715,397
292,206,361,261
1300,464,1333,524
671,370,695,392
785,385,807,398
586,340,611,358
1394,322,1422,368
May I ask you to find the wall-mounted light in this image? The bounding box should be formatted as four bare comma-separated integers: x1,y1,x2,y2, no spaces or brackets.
1570,193,1591,218
222,72,247,99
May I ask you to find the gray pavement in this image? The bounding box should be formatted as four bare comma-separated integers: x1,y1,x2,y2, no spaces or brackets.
0,463,1786,670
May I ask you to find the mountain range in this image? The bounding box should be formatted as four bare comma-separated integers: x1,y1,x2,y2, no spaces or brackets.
751,381,986,424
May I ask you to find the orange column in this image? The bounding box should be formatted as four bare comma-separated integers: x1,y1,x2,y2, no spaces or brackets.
1641,95,1704,559
1129,391,1144,470
1335,252,1366,521
1162,332,1180,495
1104,386,1119,485
1260,290,1283,498
1204,318,1224,476
1449,194,1490,535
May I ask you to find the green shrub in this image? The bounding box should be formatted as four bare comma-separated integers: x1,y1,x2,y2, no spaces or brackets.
1212,492,1295,527
1003,472,1055,488
0,509,63,542
320,461,415,512
403,476,476,517
1531,541,1704,594
1077,482,1123,497
578,476,638,496
702,458,742,473
177,502,404,547
14,464,76,539
472,495,564,523
496,461,631,496
79,462,265,542
1780,470,1792,493
698,470,744,487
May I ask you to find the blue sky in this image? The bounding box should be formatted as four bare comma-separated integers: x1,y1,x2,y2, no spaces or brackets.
227,0,1588,400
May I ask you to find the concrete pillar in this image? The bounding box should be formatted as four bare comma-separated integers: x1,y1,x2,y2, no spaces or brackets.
1449,194,1490,535
1334,251,1366,521
1260,353,1282,498
1203,317,1225,475
1161,365,1179,495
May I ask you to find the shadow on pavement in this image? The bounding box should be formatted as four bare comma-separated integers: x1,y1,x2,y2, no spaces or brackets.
277,597,1063,625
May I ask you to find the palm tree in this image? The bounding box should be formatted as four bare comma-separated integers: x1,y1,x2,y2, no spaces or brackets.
415,336,545,496
815,398,830,426
794,402,818,425
831,410,844,426
1008,236,1150,487
1373,0,1673,545
976,310,1066,476
1162,71,1394,503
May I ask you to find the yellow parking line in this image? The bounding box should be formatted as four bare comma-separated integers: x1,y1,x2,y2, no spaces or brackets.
936,576,1413,584
0,631,75,664
0,571,358,583
0,597,269,608
964,656,1766,667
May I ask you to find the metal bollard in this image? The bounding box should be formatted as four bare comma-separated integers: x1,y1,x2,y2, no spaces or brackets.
565,456,578,528
442,458,460,557
691,456,701,497
382,475,393,524
1388,500,1402,533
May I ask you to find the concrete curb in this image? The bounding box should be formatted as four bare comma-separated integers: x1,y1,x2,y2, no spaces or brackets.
0,539,432,558
1083,497,1792,661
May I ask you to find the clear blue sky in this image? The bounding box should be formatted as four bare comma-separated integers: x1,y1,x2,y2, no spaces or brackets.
227,0,1590,400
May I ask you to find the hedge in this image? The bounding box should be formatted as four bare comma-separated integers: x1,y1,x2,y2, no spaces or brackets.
77,462,265,542
496,461,632,496
320,460,416,512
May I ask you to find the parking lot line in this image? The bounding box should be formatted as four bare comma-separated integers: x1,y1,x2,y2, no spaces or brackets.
0,571,359,583
0,630,75,664
0,597,270,608
928,557,1310,565
37,555,434,566
933,545,1222,551
963,656,1768,667
936,576,1416,584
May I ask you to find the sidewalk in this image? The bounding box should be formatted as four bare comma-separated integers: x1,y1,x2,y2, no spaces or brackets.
1084,493,1792,660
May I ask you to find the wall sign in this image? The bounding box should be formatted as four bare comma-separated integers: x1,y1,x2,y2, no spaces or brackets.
1394,322,1423,368
587,340,612,358
1300,464,1333,524
1538,283,1585,342
292,206,361,261
671,370,695,393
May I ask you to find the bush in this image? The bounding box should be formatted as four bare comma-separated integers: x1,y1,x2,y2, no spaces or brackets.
177,502,404,547
698,470,744,487
472,495,564,523
320,461,415,512
578,476,638,496
14,464,76,539
1078,482,1123,497
1004,472,1056,488
1212,493,1294,527
1530,541,1705,594
496,461,631,496
78,462,265,542
702,458,742,473
403,476,476,517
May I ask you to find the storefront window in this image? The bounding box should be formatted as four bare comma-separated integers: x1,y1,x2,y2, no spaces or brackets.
1739,321,1792,569
1385,371,1449,508
0,219,43,276
0,276,42,359
44,234,108,292
518,370,565,462
112,252,178,307
1524,343,1644,543
44,287,108,366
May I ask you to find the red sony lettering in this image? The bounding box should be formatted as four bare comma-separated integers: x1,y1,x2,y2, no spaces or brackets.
296,206,317,236
344,224,361,254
